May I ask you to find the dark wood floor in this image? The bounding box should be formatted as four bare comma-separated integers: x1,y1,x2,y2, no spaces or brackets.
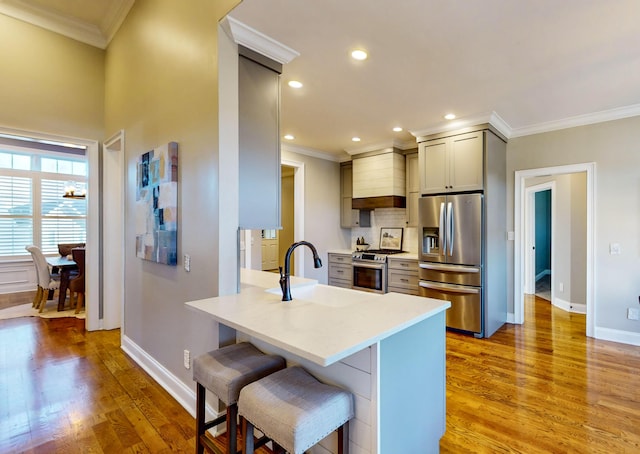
1,296,639,453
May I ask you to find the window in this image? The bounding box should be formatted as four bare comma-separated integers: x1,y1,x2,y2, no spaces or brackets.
0,147,87,258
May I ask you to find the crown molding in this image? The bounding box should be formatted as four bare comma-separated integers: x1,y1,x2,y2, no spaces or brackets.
344,138,415,156
510,103,640,138
100,0,134,45
0,0,133,49
224,16,299,64
282,143,343,162
411,111,513,141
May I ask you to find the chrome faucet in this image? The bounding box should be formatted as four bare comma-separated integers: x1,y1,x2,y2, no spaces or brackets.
279,241,323,301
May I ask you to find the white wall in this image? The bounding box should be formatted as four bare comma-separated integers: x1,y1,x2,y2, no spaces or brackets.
507,116,640,339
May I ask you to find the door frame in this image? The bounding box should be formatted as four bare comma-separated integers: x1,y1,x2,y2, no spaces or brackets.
524,182,555,296
514,162,595,337
0,126,100,330
281,158,305,276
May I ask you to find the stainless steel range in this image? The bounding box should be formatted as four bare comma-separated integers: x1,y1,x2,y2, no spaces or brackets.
352,249,405,293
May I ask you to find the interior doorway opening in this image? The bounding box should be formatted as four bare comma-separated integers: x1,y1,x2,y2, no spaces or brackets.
514,162,595,337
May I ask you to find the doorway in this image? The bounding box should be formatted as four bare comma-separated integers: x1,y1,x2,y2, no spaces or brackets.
524,183,554,302
514,163,595,337
243,159,305,275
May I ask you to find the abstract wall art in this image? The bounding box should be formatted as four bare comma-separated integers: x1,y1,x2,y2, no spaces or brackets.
135,142,178,265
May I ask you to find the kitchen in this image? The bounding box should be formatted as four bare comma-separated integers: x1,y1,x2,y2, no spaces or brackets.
3,1,640,453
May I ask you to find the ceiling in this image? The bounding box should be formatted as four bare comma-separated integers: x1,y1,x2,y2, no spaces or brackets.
5,0,640,161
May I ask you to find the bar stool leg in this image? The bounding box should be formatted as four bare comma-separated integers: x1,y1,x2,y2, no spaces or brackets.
242,418,254,454
196,383,206,454
226,403,238,454
338,421,349,454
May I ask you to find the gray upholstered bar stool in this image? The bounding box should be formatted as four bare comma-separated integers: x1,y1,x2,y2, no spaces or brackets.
192,342,286,454
238,366,355,454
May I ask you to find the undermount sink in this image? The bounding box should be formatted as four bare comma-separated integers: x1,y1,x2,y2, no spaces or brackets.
266,284,374,307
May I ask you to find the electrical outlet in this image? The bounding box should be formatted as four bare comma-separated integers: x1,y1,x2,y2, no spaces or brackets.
628,308,640,321
559,282,564,292
184,254,191,272
609,243,621,255
183,349,191,369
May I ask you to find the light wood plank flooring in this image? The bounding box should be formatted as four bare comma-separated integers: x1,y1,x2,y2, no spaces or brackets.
1,296,638,453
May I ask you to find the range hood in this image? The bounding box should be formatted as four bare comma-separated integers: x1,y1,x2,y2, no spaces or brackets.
351,148,406,210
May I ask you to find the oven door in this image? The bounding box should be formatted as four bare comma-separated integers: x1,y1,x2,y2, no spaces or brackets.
352,262,386,293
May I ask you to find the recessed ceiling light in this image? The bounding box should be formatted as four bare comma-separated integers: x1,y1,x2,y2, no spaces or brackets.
351,49,368,61
351,137,361,142
392,127,403,132
288,80,303,89
284,134,295,140
444,113,456,120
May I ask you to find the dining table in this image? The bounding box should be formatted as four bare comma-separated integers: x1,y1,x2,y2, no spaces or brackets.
46,256,78,311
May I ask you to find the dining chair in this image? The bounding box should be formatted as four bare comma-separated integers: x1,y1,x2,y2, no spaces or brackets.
26,245,60,312
68,248,85,313
58,243,86,258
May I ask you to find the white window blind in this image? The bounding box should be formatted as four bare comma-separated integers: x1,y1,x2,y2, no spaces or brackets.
41,179,86,254
0,146,86,258
0,176,33,255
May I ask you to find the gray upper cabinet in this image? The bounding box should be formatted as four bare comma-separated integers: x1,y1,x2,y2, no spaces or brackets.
418,130,483,194
239,51,282,229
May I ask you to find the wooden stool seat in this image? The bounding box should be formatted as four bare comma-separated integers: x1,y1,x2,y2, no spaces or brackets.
192,343,285,454
238,366,354,454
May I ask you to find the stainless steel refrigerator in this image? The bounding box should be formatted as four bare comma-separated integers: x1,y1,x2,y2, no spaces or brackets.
418,193,484,335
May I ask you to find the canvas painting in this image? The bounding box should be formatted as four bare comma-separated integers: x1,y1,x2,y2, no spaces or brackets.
135,142,178,265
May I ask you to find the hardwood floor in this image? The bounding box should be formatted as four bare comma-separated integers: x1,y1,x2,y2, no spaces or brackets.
1,296,638,453
440,295,640,453
0,316,271,453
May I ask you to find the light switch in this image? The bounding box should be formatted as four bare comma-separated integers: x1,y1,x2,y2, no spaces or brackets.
609,243,621,255
184,254,191,271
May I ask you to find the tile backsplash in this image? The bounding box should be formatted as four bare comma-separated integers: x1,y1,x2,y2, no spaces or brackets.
352,208,417,253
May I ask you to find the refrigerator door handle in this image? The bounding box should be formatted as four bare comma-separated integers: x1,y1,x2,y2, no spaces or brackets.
439,202,445,253
446,202,454,256
419,281,480,294
419,263,480,273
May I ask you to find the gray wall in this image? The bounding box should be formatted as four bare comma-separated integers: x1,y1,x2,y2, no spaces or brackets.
104,0,239,389
507,115,640,333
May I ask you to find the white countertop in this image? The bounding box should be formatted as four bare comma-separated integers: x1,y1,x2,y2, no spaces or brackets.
186,268,450,366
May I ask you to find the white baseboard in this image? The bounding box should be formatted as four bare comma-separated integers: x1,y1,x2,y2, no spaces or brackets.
594,327,640,346
553,297,586,314
122,335,196,416
506,312,520,324
535,269,551,281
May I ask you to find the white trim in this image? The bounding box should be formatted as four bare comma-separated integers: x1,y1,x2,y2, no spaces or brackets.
281,159,305,277
510,103,640,138
594,327,640,347
224,16,299,65
121,335,198,418
411,111,511,141
553,297,586,314
344,139,417,156
535,269,551,281
0,125,100,331
103,130,125,331
282,143,343,162
0,0,133,49
514,163,596,339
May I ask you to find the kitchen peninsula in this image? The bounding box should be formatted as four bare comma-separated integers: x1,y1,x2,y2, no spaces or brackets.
186,268,450,453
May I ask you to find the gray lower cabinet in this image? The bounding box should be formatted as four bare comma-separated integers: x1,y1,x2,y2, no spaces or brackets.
328,253,352,288
387,257,419,295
